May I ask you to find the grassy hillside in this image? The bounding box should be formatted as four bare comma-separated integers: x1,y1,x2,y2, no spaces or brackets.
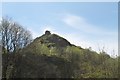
2,31,119,78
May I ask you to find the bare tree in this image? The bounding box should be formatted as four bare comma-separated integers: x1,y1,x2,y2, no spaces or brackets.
0,17,32,78
0,17,32,54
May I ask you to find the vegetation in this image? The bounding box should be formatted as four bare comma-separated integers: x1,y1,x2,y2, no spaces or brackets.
1,17,119,79
0,17,32,78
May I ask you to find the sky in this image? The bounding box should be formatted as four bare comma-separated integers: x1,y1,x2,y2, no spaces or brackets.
2,2,118,57
2,0,119,2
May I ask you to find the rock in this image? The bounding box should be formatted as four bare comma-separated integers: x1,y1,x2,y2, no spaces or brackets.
45,30,51,35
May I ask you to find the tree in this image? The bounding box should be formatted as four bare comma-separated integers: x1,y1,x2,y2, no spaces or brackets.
0,17,32,78
0,17,32,54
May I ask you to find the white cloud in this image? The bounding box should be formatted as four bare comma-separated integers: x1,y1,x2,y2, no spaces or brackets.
63,14,117,36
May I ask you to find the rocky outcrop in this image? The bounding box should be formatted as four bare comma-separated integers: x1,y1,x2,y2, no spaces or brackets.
45,30,51,35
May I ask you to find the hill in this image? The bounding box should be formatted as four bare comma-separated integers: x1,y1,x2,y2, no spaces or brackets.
34,30,72,47
2,31,119,78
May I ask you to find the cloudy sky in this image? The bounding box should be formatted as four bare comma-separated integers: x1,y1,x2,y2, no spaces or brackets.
2,2,118,57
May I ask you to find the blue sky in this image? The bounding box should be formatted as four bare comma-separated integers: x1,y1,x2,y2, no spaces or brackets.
2,2,118,57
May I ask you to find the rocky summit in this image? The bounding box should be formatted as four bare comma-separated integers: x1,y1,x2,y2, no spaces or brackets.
34,30,72,48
